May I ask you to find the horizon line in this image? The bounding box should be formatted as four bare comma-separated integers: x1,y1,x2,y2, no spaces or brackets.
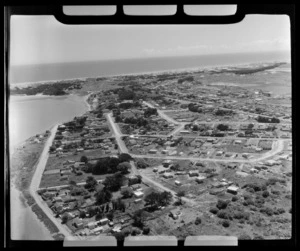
10,50,291,67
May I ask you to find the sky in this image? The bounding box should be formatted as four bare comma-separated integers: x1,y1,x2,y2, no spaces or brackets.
10,13,290,66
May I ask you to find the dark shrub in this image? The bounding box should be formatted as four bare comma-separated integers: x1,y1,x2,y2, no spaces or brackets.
233,211,244,220
217,210,230,219
232,196,238,202
277,208,285,214
271,190,280,195
262,191,270,198
209,207,219,214
216,199,229,210
195,217,202,225
142,227,150,235
222,220,230,228
265,207,274,216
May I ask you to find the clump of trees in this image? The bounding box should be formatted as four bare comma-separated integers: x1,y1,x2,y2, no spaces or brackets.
89,154,133,175
144,108,158,118
215,109,234,116
144,191,173,211
84,176,98,191
257,115,280,123
216,124,229,131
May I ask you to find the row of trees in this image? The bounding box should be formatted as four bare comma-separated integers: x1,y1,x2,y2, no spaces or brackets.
257,116,280,123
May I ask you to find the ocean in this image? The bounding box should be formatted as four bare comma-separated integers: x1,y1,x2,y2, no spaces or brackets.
9,51,290,84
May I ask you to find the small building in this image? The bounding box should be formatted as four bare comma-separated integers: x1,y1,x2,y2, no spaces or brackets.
133,191,144,198
134,198,142,203
148,149,158,154
215,151,223,156
180,130,190,134
196,175,206,183
93,226,103,234
163,172,174,179
188,170,199,177
98,218,109,226
153,167,158,172
175,180,181,186
162,160,172,167
227,185,239,195
265,160,277,166
87,222,97,230
169,209,180,220
131,184,141,190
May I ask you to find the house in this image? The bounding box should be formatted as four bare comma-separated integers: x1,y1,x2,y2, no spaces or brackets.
235,140,242,144
175,180,181,186
227,185,239,195
180,130,190,134
242,153,249,158
92,226,104,234
131,184,141,190
216,151,223,156
265,160,277,166
169,209,180,220
162,160,172,167
163,172,174,179
148,149,158,154
189,170,199,177
98,218,109,226
153,167,158,172
134,198,142,203
196,175,206,183
133,191,144,198
76,148,84,152
87,222,97,230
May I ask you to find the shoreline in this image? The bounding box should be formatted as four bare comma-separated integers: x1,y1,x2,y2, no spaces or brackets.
9,94,92,240
9,60,288,88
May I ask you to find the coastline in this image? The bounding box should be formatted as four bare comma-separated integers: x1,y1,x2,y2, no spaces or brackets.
9,92,92,240
9,60,287,88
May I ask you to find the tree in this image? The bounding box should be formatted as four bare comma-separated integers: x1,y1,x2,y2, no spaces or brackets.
176,190,185,205
118,153,133,163
121,188,133,199
136,159,149,169
116,162,131,174
95,188,112,205
80,155,88,163
69,180,77,187
142,226,150,235
106,211,114,221
217,124,229,131
216,199,229,210
87,206,97,217
79,211,86,218
103,172,125,192
61,214,69,224
132,209,145,228
195,217,202,225
84,176,98,191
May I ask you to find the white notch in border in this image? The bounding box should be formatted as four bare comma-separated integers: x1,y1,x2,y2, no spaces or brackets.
184,236,238,246
63,236,117,246
123,5,177,16
184,5,237,16
63,5,117,16
124,236,178,246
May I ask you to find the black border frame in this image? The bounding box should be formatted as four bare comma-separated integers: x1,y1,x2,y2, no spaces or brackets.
3,3,297,248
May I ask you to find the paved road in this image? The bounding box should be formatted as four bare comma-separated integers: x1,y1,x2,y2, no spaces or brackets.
29,125,75,238
105,113,128,153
